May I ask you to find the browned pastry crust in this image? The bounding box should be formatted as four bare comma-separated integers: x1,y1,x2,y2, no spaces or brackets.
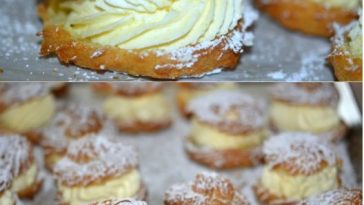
185,137,263,169
0,129,41,145
57,183,147,205
328,47,362,81
118,120,172,133
253,176,342,205
51,84,70,98
176,91,192,119
17,180,43,199
164,172,249,205
255,0,358,37
37,4,243,79
44,151,65,171
270,120,347,142
299,189,362,205
92,83,164,97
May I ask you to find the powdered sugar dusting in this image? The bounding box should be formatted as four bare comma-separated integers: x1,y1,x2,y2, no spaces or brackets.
0,136,31,179
41,103,105,151
0,83,50,105
88,198,148,205
300,189,362,205
54,134,138,186
188,90,267,131
165,172,249,205
263,132,337,175
107,82,163,95
270,83,339,107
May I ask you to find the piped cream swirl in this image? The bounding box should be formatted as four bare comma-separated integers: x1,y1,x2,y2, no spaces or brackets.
48,0,243,50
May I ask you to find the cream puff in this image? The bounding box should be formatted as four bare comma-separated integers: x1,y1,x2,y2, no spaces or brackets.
270,83,346,142
54,134,146,205
176,83,239,118
0,83,55,143
0,135,42,199
255,0,359,37
299,189,362,205
0,167,17,205
254,132,341,204
185,90,267,169
329,11,362,81
87,199,148,205
37,0,257,79
164,172,250,205
40,103,105,171
100,83,172,133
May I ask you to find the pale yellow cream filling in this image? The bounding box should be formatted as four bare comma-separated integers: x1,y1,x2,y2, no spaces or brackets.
261,166,339,201
0,190,15,205
311,0,359,10
191,119,266,150
0,95,55,133
103,93,170,124
47,0,243,50
11,163,37,193
59,169,141,205
270,101,340,133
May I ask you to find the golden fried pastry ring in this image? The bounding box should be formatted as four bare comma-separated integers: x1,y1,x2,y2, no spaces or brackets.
87,198,148,205
328,47,362,81
255,0,358,37
37,4,244,79
185,137,263,169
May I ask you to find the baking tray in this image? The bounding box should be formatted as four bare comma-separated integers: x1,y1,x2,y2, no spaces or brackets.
21,83,361,205
0,0,337,81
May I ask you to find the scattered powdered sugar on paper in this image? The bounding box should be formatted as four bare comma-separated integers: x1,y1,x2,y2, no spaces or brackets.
265,46,331,81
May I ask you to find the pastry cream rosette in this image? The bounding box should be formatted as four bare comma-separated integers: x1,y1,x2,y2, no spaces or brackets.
176,82,239,118
254,132,341,205
88,199,148,205
0,136,42,199
40,103,106,171
38,0,257,79
270,83,346,142
299,189,362,205
185,90,267,169
164,172,250,205
54,134,146,205
0,83,55,143
101,83,172,133
329,11,362,81
255,0,359,37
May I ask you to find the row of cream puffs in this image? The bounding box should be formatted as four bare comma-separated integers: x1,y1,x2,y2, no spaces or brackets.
0,132,361,205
